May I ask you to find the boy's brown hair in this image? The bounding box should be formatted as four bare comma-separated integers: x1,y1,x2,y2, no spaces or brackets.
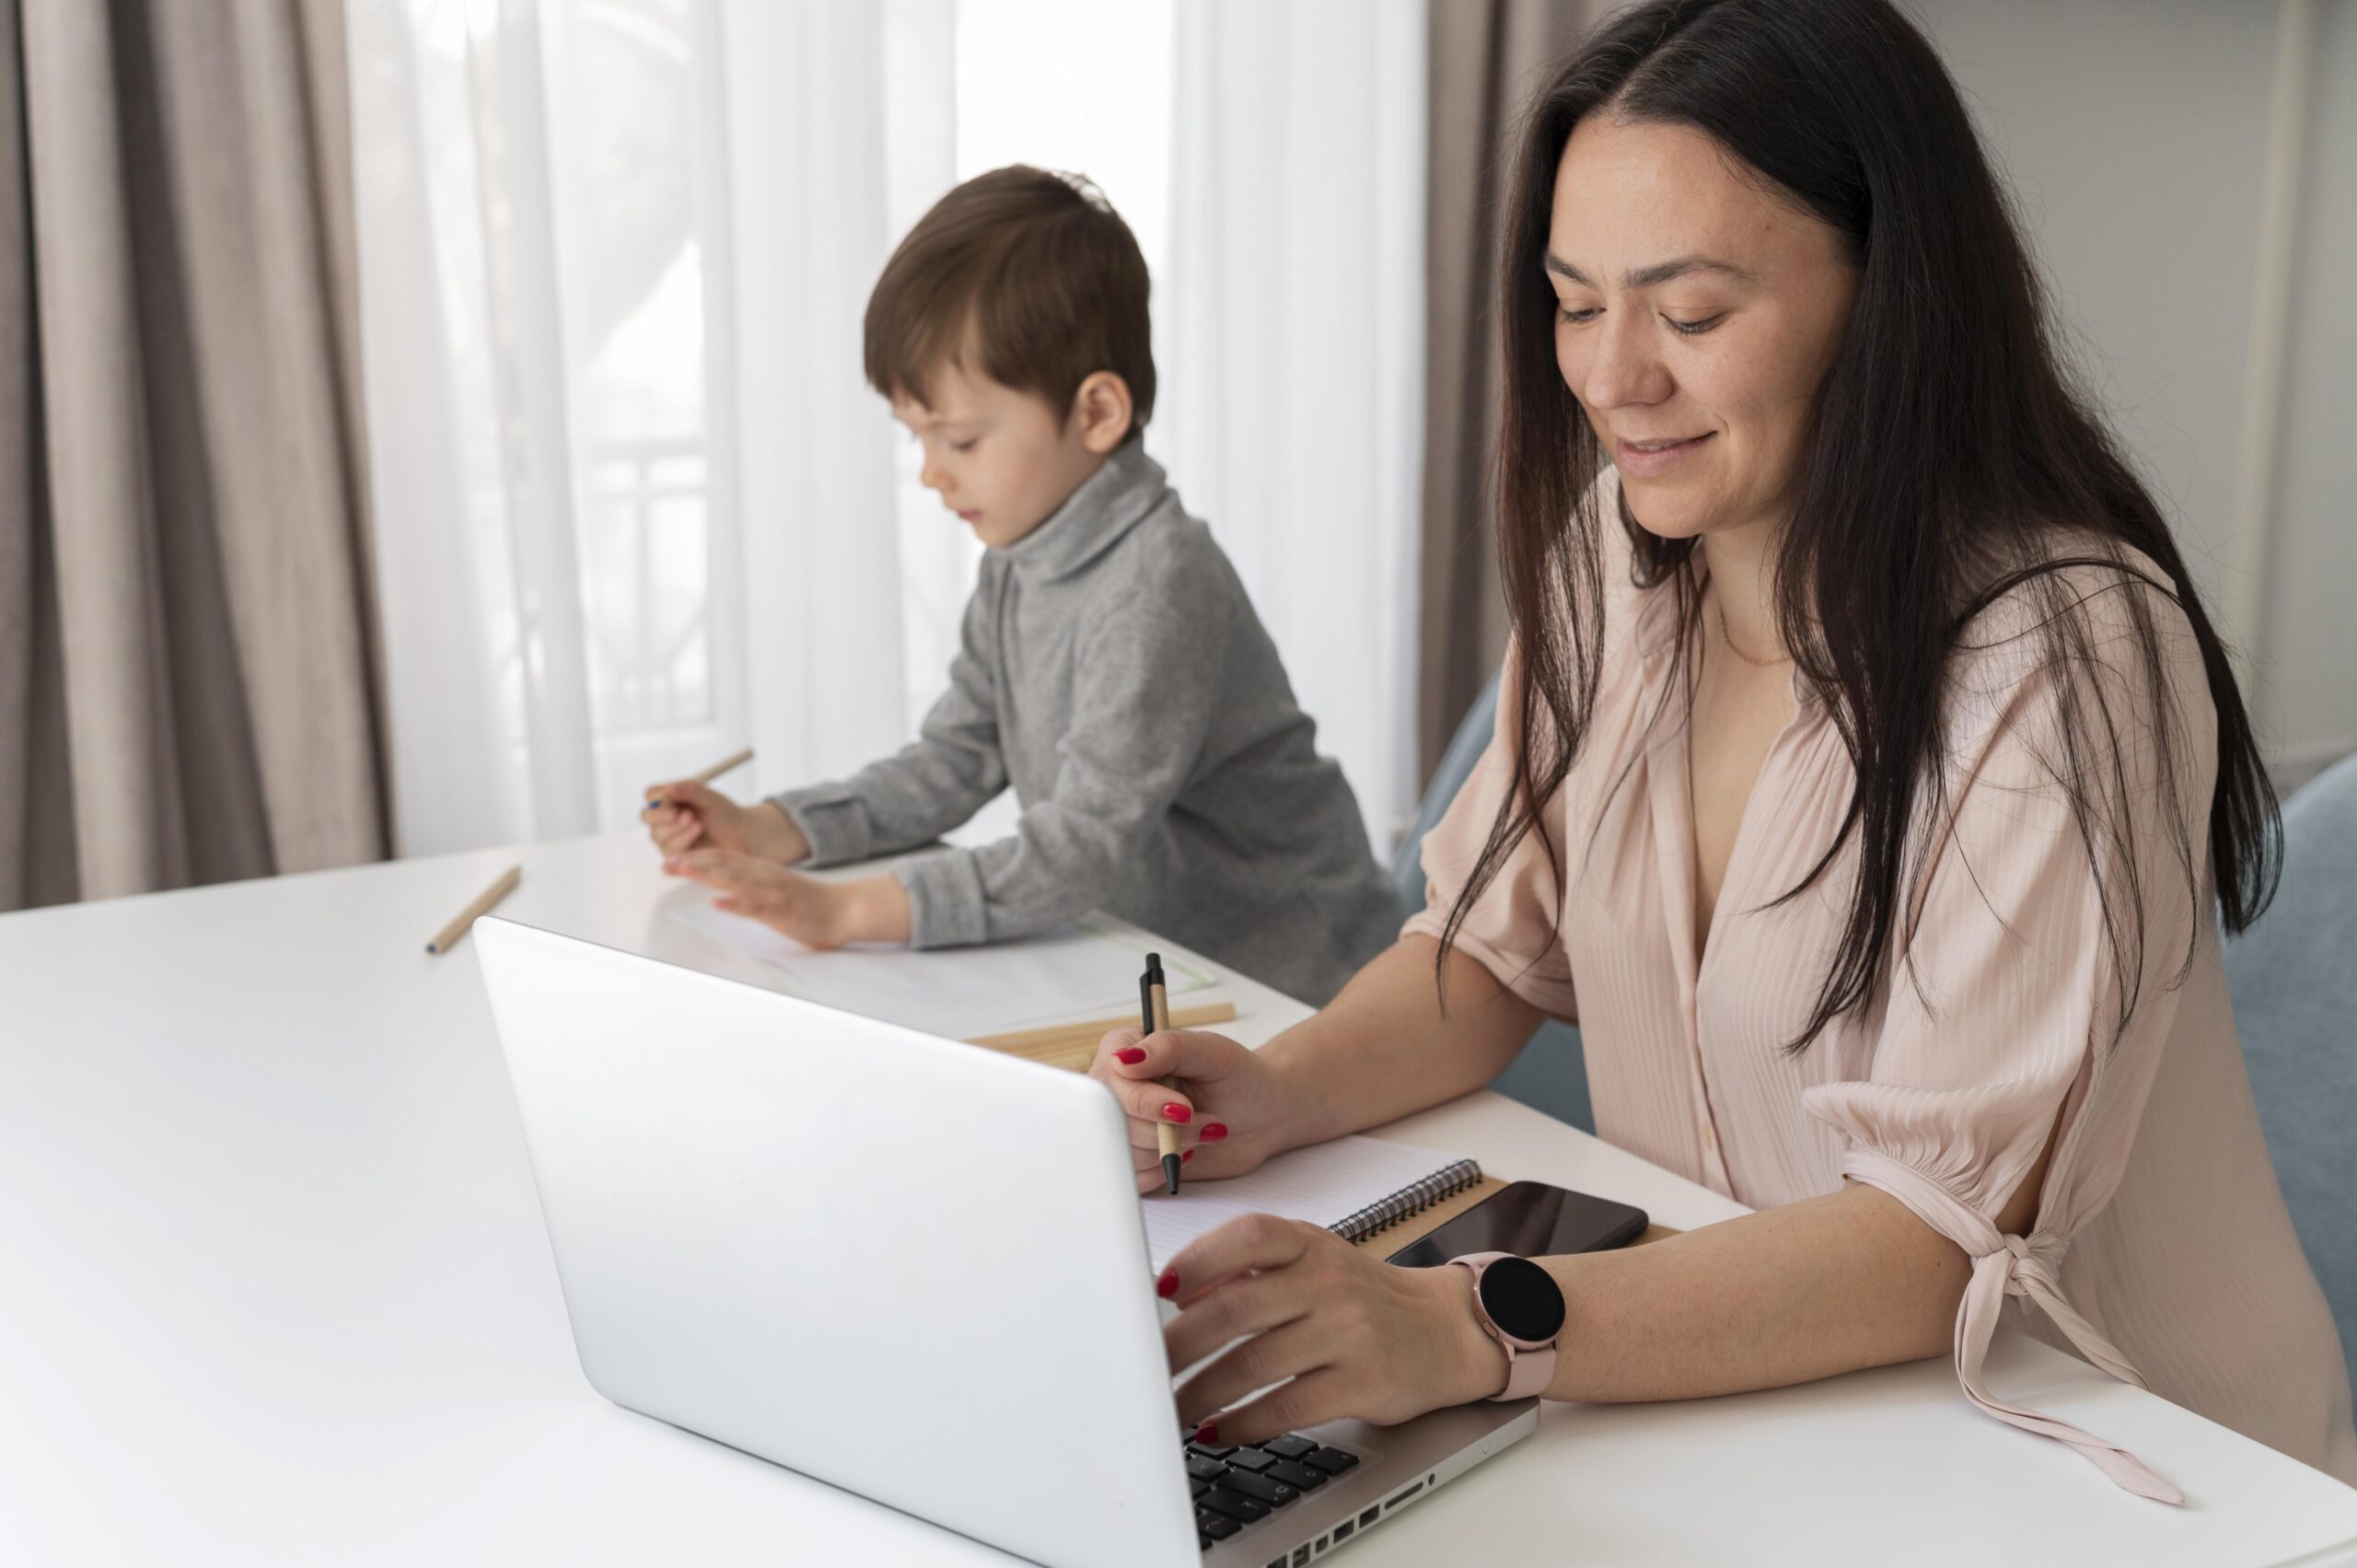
864,166,1155,440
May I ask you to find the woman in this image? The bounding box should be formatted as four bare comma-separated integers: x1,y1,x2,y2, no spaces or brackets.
1093,0,2357,1496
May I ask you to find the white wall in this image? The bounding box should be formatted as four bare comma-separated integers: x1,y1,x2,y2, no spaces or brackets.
2264,0,2357,786
1911,0,2356,789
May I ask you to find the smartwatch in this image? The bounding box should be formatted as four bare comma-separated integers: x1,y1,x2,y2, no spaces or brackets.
1448,1251,1566,1401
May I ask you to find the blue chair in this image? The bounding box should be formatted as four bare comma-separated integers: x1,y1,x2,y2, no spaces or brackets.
1394,671,1594,1133
2226,749,2357,1365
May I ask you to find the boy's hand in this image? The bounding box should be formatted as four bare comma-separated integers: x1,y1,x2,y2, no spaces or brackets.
641,783,807,863
663,850,911,949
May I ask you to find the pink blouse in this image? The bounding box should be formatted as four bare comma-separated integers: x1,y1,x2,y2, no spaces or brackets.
1405,480,2357,1496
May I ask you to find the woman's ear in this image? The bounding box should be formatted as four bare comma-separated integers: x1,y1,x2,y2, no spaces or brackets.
1069,371,1134,454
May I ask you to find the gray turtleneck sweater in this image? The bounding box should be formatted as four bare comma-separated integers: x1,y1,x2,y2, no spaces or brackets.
770,444,1397,1005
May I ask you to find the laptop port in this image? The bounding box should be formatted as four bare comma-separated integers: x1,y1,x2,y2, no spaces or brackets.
1333,1519,1355,1542
1358,1506,1381,1527
1386,1479,1424,1509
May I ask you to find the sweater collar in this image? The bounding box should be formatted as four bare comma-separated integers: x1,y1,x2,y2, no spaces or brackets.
997,442,1169,582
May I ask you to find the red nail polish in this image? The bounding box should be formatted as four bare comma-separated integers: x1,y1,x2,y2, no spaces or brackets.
1194,1423,1219,1446
1200,1122,1227,1142
1162,1103,1191,1124
1115,1047,1147,1065
1157,1271,1180,1298
1182,1148,1194,1163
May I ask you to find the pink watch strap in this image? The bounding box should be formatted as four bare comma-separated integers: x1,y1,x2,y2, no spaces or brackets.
1449,1251,1561,1402
1499,1342,1557,1400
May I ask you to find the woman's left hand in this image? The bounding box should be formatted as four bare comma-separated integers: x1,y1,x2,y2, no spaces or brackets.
1159,1214,1513,1446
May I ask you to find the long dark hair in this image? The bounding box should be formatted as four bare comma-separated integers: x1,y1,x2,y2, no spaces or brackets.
1443,0,2280,1051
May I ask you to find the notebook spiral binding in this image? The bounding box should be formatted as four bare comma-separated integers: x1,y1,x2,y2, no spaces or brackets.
1329,1158,1484,1244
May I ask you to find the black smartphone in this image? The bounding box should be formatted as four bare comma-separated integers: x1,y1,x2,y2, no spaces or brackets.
1385,1180,1648,1268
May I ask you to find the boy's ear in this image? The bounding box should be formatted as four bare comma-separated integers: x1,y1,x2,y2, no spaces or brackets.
1069,371,1133,454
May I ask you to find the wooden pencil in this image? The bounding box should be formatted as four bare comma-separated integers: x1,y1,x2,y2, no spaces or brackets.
649,747,754,809
424,865,522,955
687,747,754,786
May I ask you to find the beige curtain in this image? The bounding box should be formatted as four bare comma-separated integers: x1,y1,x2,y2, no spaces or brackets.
1418,0,1611,777
0,0,385,912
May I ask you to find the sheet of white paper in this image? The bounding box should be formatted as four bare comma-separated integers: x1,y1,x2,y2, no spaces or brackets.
1140,1136,1471,1272
668,900,1214,1040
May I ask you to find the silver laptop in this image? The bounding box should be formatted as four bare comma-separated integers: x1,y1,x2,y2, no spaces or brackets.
474,918,1536,1568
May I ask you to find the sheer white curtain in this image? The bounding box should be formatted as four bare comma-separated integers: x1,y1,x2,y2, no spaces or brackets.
1158,0,1427,848
722,0,963,810
347,0,958,856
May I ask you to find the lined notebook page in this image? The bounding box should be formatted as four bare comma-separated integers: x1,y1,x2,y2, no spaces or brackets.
1141,1136,1477,1272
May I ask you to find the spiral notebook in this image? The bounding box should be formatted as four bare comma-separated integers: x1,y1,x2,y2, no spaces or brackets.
1141,1136,1485,1272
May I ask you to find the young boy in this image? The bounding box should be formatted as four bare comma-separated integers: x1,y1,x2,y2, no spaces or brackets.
642,167,1395,1005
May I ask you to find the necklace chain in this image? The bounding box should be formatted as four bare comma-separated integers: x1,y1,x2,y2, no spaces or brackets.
1714,599,1794,669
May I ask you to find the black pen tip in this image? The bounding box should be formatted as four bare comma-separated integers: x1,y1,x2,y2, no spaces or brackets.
1163,1153,1182,1195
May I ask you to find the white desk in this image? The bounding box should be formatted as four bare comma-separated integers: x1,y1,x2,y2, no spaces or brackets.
5,832,2354,1566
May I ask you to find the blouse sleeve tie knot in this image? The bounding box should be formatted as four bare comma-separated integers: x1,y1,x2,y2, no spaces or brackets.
1840,1146,2186,1505
1991,1233,2072,1319
1956,1228,2186,1505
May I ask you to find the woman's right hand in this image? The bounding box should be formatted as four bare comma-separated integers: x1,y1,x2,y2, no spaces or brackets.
1087,1028,1309,1192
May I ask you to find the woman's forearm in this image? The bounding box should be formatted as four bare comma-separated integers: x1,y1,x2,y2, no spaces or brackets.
1532,1127,2051,1402
1252,939,2047,1408
1260,935,1544,1150
1529,1183,1967,1401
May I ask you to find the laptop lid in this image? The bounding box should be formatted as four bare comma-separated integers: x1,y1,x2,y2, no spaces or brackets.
474,917,1202,1568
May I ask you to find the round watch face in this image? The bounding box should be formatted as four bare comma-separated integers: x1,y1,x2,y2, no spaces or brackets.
1477,1256,1567,1344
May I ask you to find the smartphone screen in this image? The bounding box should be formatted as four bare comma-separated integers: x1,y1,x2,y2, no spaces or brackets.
1385,1180,1648,1268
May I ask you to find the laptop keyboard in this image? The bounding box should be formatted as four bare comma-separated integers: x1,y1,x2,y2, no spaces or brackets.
1185,1431,1360,1552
